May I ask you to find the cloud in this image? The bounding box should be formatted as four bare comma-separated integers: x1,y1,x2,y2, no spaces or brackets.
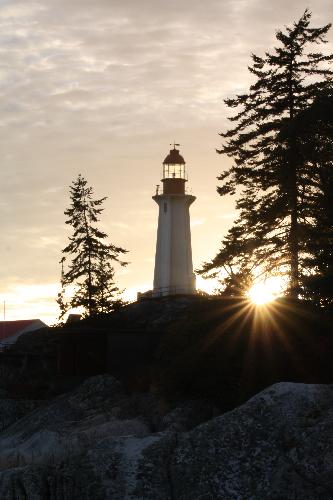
109,221,131,230
217,213,237,219
191,218,205,227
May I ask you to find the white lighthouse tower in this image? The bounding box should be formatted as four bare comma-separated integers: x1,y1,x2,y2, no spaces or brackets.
152,144,196,296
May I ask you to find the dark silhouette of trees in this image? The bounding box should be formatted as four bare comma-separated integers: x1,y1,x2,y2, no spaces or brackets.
201,10,333,298
218,267,254,298
57,257,67,320
57,174,128,318
294,90,333,308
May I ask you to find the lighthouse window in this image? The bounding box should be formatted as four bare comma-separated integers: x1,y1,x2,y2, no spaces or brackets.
164,202,168,213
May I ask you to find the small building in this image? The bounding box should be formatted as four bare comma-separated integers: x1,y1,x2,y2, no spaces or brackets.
0,319,47,351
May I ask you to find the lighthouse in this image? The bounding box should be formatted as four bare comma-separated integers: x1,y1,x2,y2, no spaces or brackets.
152,144,196,296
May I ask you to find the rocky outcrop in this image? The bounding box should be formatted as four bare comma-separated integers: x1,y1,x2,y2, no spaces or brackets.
0,376,150,470
0,377,331,499
0,399,42,432
158,398,218,432
171,382,333,499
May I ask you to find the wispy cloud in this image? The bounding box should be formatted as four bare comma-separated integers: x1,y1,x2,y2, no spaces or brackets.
217,213,237,219
191,217,206,227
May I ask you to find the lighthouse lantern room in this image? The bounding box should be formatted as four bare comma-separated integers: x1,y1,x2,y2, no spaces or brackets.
152,144,196,296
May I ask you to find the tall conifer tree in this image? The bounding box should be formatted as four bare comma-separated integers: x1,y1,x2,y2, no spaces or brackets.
295,90,333,307
59,174,128,318
201,11,333,296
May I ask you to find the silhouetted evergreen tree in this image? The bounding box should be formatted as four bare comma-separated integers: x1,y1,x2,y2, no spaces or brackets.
293,90,333,307
218,267,254,297
57,257,67,321
59,174,128,317
201,10,332,297
94,254,125,314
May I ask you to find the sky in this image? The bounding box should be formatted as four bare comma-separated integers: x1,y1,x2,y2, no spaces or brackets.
1,0,332,324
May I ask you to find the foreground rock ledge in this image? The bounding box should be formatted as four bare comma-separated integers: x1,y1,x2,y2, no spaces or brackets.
0,377,332,499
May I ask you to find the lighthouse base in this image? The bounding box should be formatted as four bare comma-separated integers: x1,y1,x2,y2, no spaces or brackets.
153,279,196,297
137,285,197,301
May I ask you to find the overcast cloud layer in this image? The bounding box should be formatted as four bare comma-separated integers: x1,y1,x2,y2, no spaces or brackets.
1,0,332,322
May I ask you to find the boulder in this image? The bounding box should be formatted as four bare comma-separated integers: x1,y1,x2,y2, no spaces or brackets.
0,380,331,499
0,399,42,432
0,375,151,469
170,382,333,499
158,399,218,432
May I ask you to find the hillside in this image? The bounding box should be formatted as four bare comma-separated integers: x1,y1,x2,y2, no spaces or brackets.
0,295,332,408
0,296,332,498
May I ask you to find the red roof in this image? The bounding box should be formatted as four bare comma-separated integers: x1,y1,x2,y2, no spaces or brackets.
163,148,185,165
0,320,43,340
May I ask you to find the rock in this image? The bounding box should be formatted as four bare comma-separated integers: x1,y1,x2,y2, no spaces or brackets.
0,465,69,500
170,382,333,499
0,399,42,432
0,375,151,469
0,381,332,499
158,399,218,432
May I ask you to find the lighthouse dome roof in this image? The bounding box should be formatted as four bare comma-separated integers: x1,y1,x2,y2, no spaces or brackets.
163,148,185,165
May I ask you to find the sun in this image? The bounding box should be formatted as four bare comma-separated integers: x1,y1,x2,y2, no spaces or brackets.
248,283,274,305
247,277,285,305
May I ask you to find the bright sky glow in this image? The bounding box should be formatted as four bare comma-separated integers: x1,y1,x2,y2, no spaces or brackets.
122,284,151,303
0,283,60,325
196,275,219,295
248,277,286,305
